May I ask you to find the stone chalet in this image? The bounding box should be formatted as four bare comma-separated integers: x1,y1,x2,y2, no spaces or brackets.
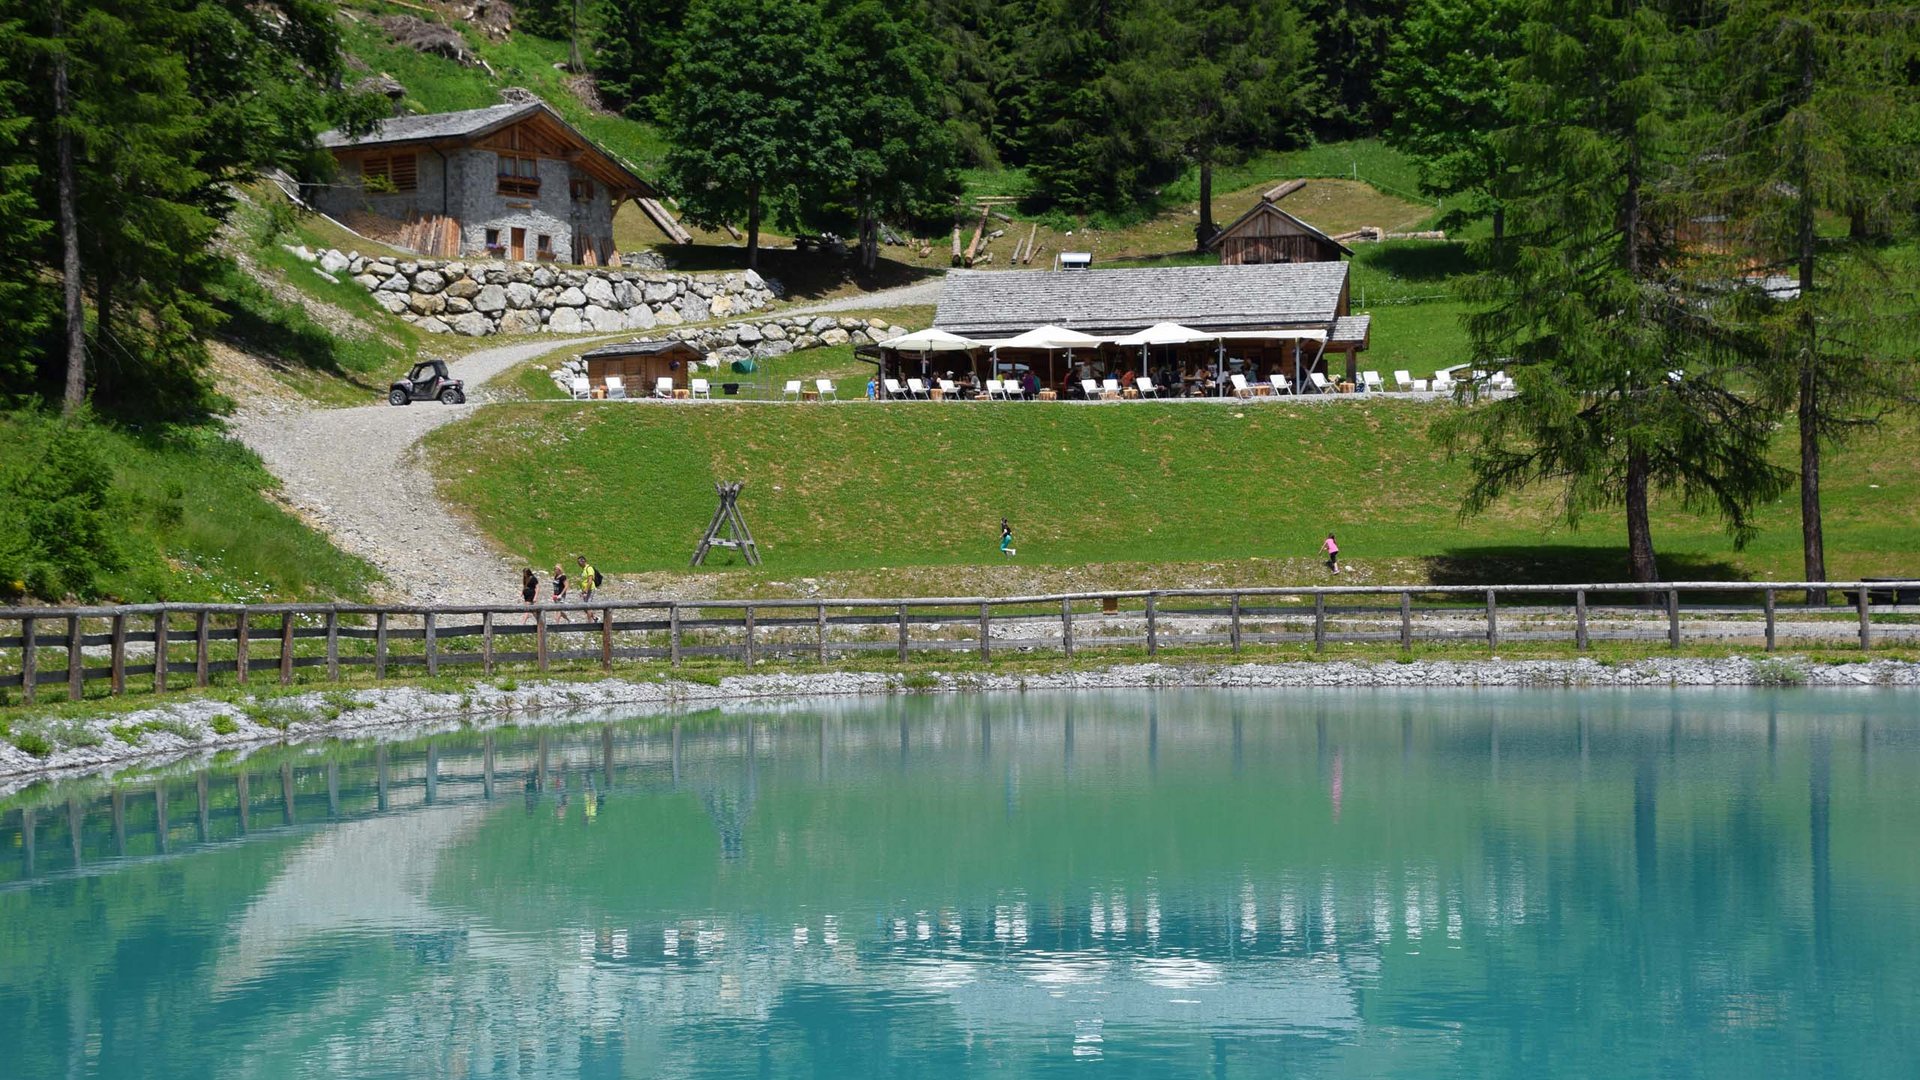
316,101,680,266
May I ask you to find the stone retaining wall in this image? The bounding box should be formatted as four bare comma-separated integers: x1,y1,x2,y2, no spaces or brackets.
292,245,779,336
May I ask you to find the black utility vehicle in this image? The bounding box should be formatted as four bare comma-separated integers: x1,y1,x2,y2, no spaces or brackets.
388,359,465,405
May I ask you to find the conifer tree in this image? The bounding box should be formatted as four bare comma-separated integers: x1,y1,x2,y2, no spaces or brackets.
589,0,686,120
1435,0,1788,583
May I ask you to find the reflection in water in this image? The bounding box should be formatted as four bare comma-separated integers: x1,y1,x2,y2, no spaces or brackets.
3,688,1919,1079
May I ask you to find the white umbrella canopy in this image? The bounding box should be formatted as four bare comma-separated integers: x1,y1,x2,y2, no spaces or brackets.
995,324,1106,349
880,327,982,351
1113,322,1215,346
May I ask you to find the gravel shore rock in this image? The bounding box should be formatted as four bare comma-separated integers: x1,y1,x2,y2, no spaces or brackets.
5,656,1915,789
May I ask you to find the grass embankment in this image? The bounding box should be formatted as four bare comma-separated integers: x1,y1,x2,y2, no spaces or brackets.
424,399,1920,585
0,413,378,604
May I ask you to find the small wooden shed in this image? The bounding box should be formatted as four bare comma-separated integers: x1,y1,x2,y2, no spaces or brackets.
579,339,705,392
1206,200,1353,266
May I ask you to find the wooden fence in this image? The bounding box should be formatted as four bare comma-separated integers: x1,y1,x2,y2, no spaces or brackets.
2,581,1915,705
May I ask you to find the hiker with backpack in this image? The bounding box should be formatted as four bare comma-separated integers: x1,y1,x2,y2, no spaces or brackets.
577,554,602,603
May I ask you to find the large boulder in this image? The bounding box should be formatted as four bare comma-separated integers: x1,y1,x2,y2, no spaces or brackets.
653,305,683,326
319,249,350,275
808,316,836,335
352,273,380,291
504,282,537,309
709,294,736,318
556,286,588,307
743,269,765,291
445,277,480,300
531,266,554,288
498,308,543,334
451,312,493,336
624,306,657,331
753,339,794,360
820,327,851,346
472,284,508,313
369,261,398,278
547,307,584,333
734,322,762,345
373,291,411,315
760,321,788,341
582,276,616,305
445,295,474,315
613,281,636,307
408,292,447,316
376,273,409,292
678,293,710,323
643,280,678,304
418,317,451,334
413,269,446,294
690,279,716,298
584,304,625,332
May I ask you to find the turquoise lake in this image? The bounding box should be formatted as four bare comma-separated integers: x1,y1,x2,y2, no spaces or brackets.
3,688,1918,1078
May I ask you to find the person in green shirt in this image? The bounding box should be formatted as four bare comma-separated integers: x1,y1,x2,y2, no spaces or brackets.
577,554,600,602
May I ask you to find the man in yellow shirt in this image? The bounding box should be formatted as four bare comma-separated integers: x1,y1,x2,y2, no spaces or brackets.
577,554,600,603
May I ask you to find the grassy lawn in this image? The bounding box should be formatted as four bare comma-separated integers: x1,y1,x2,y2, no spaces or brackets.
424,399,1920,586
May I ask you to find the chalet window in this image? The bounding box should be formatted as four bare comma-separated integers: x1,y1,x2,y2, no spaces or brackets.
361,153,417,193
497,153,540,197
484,227,505,256
536,234,555,261
570,177,594,202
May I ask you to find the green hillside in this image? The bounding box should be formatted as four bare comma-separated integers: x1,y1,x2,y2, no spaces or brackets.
424,400,1920,586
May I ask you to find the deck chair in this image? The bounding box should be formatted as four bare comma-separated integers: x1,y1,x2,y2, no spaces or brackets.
816,378,836,400
883,378,906,398
987,379,1009,400
1308,372,1333,394
1080,378,1100,400
1361,371,1385,394
653,376,674,398
567,375,591,400
1103,378,1123,398
604,376,626,400
690,378,711,399
782,379,803,400
937,378,959,400
1135,376,1159,398
1495,371,1517,391
1393,370,1415,392
906,377,930,399
1229,373,1253,398
1268,373,1293,396
1430,372,1455,394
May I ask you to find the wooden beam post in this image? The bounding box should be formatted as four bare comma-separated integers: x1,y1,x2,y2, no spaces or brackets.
235,609,250,685
1858,586,1872,650
110,613,126,695
978,602,991,661
1060,599,1074,658
601,607,613,671
817,603,829,664
324,609,340,681
1145,594,1158,657
1574,590,1589,651
279,611,295,685
19,615,35,704
670,604,682,667
481,611,495,675
67,615,83,702
194,610,209,687
373,611,388,679
1486,590,1498,652
424,612,438,677
1313,594,1326,653
1764,589,1777,651
1666,588,1680,649
536,608,549,672
153,613,169,693
1229,594,1243,653
1400,591,1412,652
897,604,910,662
743,605,756,669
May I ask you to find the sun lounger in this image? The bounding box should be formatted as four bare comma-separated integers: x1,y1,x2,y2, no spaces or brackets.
690,378,711,399
938,378,959,400
883,378,906,398
1135,377,1159,398
906,378,930,399
1080,378,1100,400
567,375,591,400
1229,373,1254,398
604,376,626,400
815,378,836,400
1268,374,1293,395
654,376,674,398
1103,378,1123,398
782,379,803,400
1308,372,1333,393
1361,370,1385,394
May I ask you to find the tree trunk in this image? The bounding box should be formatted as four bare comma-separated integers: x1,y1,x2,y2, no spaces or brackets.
1491,204,1505,246
858,188,877,272
54,2,86,415
744,183,760,271
1625,450,1659,584
1793,25,1826,607
1195,158,1215,251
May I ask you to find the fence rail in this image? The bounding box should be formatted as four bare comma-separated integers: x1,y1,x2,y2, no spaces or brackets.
2,581,1915,704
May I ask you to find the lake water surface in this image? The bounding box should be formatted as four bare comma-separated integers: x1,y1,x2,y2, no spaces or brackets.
3,688,1918,1078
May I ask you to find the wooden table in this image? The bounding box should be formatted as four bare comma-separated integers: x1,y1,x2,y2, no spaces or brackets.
1253,384,1273,397
1037,390,1058,401
1123,388,1140,399
801,390,820,402
1337,382,1355,394
673,388,691,399
929,387,945,401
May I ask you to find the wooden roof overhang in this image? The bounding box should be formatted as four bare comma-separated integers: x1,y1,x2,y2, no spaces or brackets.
329,104,656,201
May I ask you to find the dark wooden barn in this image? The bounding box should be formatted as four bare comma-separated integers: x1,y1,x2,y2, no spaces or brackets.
1205,200,1353,266
579,339,705,392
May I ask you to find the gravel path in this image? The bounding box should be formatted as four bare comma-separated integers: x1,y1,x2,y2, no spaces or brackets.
232,336,614,605
780,278,944,314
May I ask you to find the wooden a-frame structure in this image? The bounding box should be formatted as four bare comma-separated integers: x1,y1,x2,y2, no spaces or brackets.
691,481,761,567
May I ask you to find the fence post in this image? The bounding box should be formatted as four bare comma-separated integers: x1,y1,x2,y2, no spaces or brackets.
235,608,250,685
481,611,495,675
324,608,340,681
1313,594,1326,653
1400,591,1412,651
1229,594,1242,654
1858,585,1872,650
536,608,549,672
1146,593,1159,657
194,610,209,687
20,615,35,704
1574,590,1589,651
897,604,910,662
1485,590,1498,652
1667,588,1680,649
373,612,388,679
424,612,439,677
110,613,127,695
1060,599,1074,658
279,611,295,685
68,615,84,702
743,605,756,669
978,602,991,661
670,604,682,667
601,607,613,671
817,603,830,664
1764,589,1776,652
153,613,169,693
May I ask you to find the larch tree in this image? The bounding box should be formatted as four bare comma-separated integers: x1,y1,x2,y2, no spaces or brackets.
1120,0,1316,248
662,0,840,269
1697,0,1920,602
1434,0,1788,584
1376,0,1526,243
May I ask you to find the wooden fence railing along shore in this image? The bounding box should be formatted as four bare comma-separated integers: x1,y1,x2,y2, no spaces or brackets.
3,581,1917,705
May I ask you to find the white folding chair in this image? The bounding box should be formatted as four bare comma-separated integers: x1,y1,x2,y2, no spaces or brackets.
816,378,836,400
1269,373,1293,396
1394,370,1414,392
690,378,711,399
1361,371,1385,394
568,376,591,400
906,378,930,399
782,379,803,400
937,378,959,400
1103,378,1122,398
1229,373,1253,398
1135,377,1159,398
654,376,673,398
1080,378,1100,400
987,379,1008,400
883,378,906,398
1308,372,1333,394
1430,373,1455,394
604,376,626,400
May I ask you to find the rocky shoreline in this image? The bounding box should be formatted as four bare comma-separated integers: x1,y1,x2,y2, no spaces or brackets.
4,656,1915,788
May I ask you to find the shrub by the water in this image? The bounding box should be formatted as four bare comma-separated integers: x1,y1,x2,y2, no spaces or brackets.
0,411,122,601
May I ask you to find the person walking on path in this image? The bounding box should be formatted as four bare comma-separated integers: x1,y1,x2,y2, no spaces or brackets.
577,554,599,604
1323,532,1341,575
1001,518,1016,557
521,568,539,622
551,562,571,620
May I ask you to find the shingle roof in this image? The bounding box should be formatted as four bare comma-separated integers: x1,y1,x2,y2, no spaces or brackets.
1330,314,1371,346
1205,200,1354,256
318,102,536,148
934,262,1352,338
580,339,704,359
